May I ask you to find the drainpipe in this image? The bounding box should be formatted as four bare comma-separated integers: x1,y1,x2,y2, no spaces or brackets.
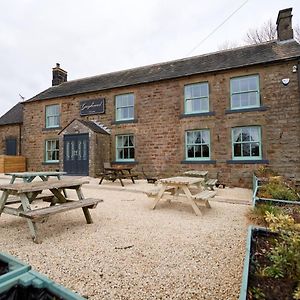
18,124,22,155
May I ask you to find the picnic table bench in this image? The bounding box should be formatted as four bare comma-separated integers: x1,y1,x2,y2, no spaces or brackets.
99,165,138,187
0,179,103,243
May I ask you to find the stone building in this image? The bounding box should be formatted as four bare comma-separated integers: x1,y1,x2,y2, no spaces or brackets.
1,8,300,187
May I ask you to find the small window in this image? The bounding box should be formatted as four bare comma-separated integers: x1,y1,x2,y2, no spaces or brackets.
185,129,210,160
184,82,209,114
45,139,59,162
45,104,60,128
230,75,260,109
232,126,261,160
116,134,135,161
115,93,134,121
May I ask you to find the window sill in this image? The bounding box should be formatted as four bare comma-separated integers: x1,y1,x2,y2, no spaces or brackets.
111,119,138,125
42,127,62,131
180,112,215,119
225,106,268,114
181,160,216,164
42,161,59,165
226,159,269,164
111,160,138,165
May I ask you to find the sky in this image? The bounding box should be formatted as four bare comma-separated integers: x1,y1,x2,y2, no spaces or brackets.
0,0,299,116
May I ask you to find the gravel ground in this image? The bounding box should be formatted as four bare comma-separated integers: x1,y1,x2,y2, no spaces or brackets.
0,177,249,300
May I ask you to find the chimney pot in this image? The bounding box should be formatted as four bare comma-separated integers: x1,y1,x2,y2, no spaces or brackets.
52,63,67,86
276,8,294,41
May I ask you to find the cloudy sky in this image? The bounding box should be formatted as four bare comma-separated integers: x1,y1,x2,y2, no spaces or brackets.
0,0,299,116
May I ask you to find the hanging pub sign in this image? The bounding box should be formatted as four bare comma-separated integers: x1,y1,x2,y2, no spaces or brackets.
80,98,105,116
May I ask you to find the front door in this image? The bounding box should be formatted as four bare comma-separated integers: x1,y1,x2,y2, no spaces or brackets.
63,134,89,175
5,138,17,155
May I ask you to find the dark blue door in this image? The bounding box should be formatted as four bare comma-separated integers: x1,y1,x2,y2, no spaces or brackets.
63,134,89,175
5,138,17,155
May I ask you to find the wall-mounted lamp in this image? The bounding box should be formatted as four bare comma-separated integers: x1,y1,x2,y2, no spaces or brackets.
281,78,290,86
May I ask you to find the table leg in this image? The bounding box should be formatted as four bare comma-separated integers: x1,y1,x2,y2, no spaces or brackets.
0,191,9,216
9,175,16,184
152,185,167,210
76,187,93,224
181,185,203,216
20,194,40,243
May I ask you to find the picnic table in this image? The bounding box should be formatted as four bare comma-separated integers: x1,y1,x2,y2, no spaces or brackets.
0,179,102,243
99,165,138,187
5,171,67,183
147,176,216,216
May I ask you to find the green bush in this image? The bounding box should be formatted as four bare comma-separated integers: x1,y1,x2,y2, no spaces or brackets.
258,181,300,201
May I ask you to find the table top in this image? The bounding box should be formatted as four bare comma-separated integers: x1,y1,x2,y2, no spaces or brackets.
5,171,67,177
159,176,204,185
183,170,208,177
0,179,89,193
105,166,133,171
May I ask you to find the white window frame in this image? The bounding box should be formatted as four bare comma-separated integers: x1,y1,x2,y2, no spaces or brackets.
232,126,262,160
116,134,135,162
115,93,134,121
185,129,211,161
230,75,260,110
45,104,60,128
45,139,59,163
184,82,209,114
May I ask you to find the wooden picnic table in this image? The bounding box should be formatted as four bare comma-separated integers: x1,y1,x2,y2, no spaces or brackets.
5,171,67,183
0,179,102,243
149,176,216,216
99,165,137,187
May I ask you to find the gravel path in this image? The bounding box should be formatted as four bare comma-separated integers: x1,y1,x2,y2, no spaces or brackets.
0,179,249,300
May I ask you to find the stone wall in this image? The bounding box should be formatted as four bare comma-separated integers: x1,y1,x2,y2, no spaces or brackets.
21,60,300,187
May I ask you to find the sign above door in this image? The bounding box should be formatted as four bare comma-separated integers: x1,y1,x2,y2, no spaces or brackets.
80,98,105,116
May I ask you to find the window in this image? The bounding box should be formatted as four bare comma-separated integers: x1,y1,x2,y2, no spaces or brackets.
185,129,210,160
115,93,134,121
184,82,209,114
45,104,60,128
45,139,59,162
116,134,135,161
230,75,260,109
232,126,261,160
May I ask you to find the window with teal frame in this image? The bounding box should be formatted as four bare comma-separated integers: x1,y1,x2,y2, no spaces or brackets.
45,104,60,128
232,126,261,160
45,139,59,162
184,82,209,114
115,93,134,121
230,75,260,109
116,134,135,161
185,129,210,160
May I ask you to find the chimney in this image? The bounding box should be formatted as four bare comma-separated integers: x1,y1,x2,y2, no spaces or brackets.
276,8,293,41
52,63,67,86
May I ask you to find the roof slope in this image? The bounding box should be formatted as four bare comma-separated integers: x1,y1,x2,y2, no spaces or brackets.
0,102,23,126
27,40,300,102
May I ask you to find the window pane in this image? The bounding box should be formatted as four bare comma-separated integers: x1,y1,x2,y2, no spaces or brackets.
129,135,134,147
231,80,239,93
234,143,241,157
241,128,251,141
240,78,248,91
233,128,241,142
249,92,257,106
192,99,201,112
242,143,250,156
185,86,192,99
191,84,201,98
187,146,194,158
231,94,240,108
195,146,201,157
115,94,134,120
200,84,208,97
240,93,249,107
202,145,209,157
202,130,209,144
248,76,257,90
200,98,209,112
251,143,260,156
250,127,259,142
186,132,194,145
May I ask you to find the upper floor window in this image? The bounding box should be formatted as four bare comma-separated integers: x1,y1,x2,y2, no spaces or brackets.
184,82,209,114
232,126,261,160
45,104,60,128
185,129,210,160
116,134,135,161
45,139,59,162
230,75,260,109
115,93,134,121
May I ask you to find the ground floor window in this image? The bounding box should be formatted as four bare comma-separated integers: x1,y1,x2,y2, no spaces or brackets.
116,134,135,161
185,129,210,160
45,139,59,162
232,126,261,159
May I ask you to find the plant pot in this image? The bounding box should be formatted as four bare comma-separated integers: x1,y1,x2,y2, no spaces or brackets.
240,226,298,300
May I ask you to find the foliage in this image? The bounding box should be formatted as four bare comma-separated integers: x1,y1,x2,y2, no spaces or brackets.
258,180,300,201
263,212,300,298
247,204,282,226
248,287,266,300
254,166,277,178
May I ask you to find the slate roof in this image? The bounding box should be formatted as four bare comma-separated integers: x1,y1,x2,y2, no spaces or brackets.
0,102,23,126
27,40,300,102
